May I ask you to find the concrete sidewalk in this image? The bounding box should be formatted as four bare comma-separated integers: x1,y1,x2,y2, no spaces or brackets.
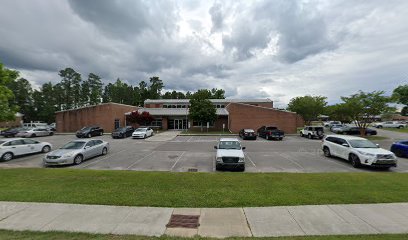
1,202,408,238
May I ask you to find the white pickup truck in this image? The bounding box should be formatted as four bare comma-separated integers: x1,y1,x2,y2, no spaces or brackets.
214,138,246,171
372,121,406,129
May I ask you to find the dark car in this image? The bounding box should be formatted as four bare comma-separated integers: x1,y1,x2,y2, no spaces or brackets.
0,127,24,138
239,129,257,140
390,140,408,158
257,126,285,140
111,126,134,139
76,126,104,138
333,126,377,136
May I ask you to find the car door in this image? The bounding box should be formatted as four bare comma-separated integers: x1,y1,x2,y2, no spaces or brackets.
91,140,103,156
23,139,41,153
7,140,30,156
147,128,153,136
83,141,95,159
336,138,350,160
325,137,340,157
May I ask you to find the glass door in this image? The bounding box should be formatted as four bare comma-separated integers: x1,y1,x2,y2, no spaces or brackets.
174,119,185,130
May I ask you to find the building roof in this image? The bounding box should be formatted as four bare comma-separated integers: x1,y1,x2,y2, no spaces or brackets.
55,102,136,113
127,108,229,116
144,98,272,104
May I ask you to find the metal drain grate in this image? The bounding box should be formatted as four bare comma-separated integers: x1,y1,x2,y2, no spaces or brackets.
166,214,200,228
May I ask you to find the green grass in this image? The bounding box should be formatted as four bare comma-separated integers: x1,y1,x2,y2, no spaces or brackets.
0,230,407,240
382,127,408,133
365,136,389,140
181,129,234,134
1,169,408,208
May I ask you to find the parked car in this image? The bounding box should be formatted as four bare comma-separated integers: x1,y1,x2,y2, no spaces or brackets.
0,138,52,161
48,123,56,131
22,122,48,128
132,127,154,139
331,126,377,136
16,128,53,138
330,124,347,132
390,140,408,158
112,126,134,139
0,127,25,138
323,121,342,128
43,139,109,166
214,138,246,171
372,121,406,129
257,126,284,140
76,126,104,138
322,135,397,169
300,126,324,139
239,129,257,140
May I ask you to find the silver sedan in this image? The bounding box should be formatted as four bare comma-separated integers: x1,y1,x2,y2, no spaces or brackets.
43,139,109,166
16,128,53,138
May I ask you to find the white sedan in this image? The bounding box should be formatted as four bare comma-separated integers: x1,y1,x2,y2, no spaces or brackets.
16,128,54,137
0,138,52,161
132,127,154,139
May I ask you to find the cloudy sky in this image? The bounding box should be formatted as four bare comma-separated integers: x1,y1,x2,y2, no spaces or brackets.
1,0,407,107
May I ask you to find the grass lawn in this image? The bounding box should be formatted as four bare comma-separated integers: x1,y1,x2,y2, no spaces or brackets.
181,129,234,135
1,230,408,240
365,136,389,141
1,169,408,208
382,127,408,133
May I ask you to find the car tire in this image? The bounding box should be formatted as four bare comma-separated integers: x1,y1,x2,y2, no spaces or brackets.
398,125,403,129
394,149,404,158
144,134,147,139
87,133,92,138
1,152,13,161
31,134,36,138
378,126,383,129
100,131,103,136
350,154,361,168
323,147,331,157
49,132,54,136
308,134,312,139
42,145,51,153
102,147,108,155
73,155,83,165
240,166,245,172
279,137,283,141
366,132,371,136
300,133,304,137
215,164,221,171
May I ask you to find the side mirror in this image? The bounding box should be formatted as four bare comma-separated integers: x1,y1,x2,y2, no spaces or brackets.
341,143,349,147
242,147,246,150
84,146,90,149
214,146,218,149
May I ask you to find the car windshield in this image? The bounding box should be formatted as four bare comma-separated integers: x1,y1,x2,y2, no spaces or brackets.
219,141,241,150
0,141,5,145
244,129,254,132
266,127,277,130
115,127,127,131
60,141,86,149
135,128,147,132
80,127,91,131
348,140,378,148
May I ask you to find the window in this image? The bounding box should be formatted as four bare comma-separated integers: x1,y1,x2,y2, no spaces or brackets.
11,140,25,146
114,119,120,129
92,140,103,145
176,105,182,108
163,105,168,108
23,139,39,144
192,121,214,127
150,119,162,127
85,141,94,148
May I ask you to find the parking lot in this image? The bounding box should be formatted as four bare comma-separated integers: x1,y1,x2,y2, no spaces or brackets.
2,132,408,173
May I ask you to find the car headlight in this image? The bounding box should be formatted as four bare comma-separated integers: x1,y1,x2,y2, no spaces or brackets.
216,157,223,162
238,157,245,162
357,151,375,157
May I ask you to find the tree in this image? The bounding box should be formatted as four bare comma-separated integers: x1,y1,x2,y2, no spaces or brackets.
58,68,82,109
402,106,408,116
6,77,33,120
392,84,408,105
125,111,154,126
148,76,164,99
88,73,103,105
189,90,217,131
340,91,393,135
0,63,19,121
211,88,225,99
324,104,353,123
287,95,327,125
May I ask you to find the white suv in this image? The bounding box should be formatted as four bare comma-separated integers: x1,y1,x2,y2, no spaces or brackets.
372,121,406,129
322,135,397,169
214,138,246,171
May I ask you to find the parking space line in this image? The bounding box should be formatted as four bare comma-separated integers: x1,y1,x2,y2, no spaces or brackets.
126,151,156,170
80,149,128,168
170,151,186,171
278,153,305,172
245,152,258,171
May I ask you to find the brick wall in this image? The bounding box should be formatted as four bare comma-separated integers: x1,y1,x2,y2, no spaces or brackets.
0,116,23,128
56,103,137,133
226,103,303,134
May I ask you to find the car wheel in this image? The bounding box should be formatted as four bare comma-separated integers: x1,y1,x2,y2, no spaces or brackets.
215,164,221,171
308,134,312,139
240,166,245,172
42,145,51,153
398,125,403,129
87,133,92,138
31,134,36,138
102,147,108,155
144,134,147,139
49,132,54,136
100,131,103,136
279,137,283,141
73,155,83,165
300,133,304,137
350,154,361,168
1,152,13,161
323,147,331,157
366,132,371,136
378,125,383,129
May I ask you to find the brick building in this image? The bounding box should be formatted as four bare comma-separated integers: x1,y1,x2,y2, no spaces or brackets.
55,103,135,133
0,113,24,128
55,99,304,133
